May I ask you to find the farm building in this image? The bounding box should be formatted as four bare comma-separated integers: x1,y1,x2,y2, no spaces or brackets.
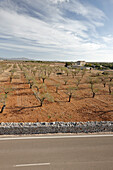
76,61,86,66
67,61,87,69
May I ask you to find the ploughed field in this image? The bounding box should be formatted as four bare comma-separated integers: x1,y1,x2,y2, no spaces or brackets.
0,61,113,122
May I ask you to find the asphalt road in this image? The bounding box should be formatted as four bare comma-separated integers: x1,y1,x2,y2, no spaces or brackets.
0,134,113,170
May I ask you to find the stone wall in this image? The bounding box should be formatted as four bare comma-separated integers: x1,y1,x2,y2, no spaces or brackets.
0,121,113,135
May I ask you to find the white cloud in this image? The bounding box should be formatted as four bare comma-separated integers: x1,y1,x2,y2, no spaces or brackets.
0,0,112,62
0,8,88,47
102,35,113,44
61,0,106,21
50,0,69,3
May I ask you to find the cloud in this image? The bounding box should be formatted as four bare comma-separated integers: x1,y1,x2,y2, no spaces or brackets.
50,0,69,3
0,0,112,62
60,0,106,21
102,35,113,45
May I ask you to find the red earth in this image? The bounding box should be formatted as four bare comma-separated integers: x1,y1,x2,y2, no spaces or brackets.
0,63,113,122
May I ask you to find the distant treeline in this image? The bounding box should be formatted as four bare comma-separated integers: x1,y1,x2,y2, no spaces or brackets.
85,62,113,70
24,60,64,64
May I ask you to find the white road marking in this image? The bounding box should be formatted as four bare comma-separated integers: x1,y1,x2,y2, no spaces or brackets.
14,163,50,167
0,134,113,141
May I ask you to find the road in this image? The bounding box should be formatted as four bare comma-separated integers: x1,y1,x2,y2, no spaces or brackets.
0,134,113,170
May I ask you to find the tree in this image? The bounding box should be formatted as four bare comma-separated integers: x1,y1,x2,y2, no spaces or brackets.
29,81,33,89
75,77,81,88
81,69,86,78
109,76,113,82
33,90,54,107
68,91,72,102
100,76,108,87
72,70,77,78
66,87,77,102
64,79,68,85
62,67,70,76
47,70,51,77
55,84,60,93
41,75,47,84
108,82,113,95
47,67,52,77
32,70,37,76
33,83,42,92
9,69,15,83
0,93,6,113
24,73,35,89
0,86,13,113
88,78,98,98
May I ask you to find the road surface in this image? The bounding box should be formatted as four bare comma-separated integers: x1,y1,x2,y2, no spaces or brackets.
0,134,113,170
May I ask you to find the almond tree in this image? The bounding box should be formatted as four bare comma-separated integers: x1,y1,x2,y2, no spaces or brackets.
33,83,44,92
13,64,17,69
29,81,34,89
42,76,46,83
55,84,60,93
47,69,52,77
100,76,108,87
32,70,37,77
65,69,69,76
81,69,86,78
72,70,77,78
108,82,113,95
88,78,98,98
64,79,68,85
0,93,6,113
9,69,15,83
33,90,54,107
66,87,77,102
0,86,12,113
109,76,113,82
24,72,35,88
75,77,81,88
18,64,23,71
40,75,47,84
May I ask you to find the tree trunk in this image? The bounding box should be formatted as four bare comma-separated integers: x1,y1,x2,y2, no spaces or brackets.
10,77,12,83
56,87,58,93
104,83,106,87
68,94,72,102
30,84,32,89
36,87,39,92
0,105,6,113
40,98,45,107
92,92,95,98
40,101,43,107
42,78,45,83
109,86,111,94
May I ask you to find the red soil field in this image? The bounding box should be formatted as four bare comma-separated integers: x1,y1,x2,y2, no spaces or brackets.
0,62,113,122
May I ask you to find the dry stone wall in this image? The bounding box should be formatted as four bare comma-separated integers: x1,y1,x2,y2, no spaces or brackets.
0,121,113,135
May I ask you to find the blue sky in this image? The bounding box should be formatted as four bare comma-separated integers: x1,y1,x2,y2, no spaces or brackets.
0,0,113,62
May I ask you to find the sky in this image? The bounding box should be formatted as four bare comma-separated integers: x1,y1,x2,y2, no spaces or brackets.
0,0,113,62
